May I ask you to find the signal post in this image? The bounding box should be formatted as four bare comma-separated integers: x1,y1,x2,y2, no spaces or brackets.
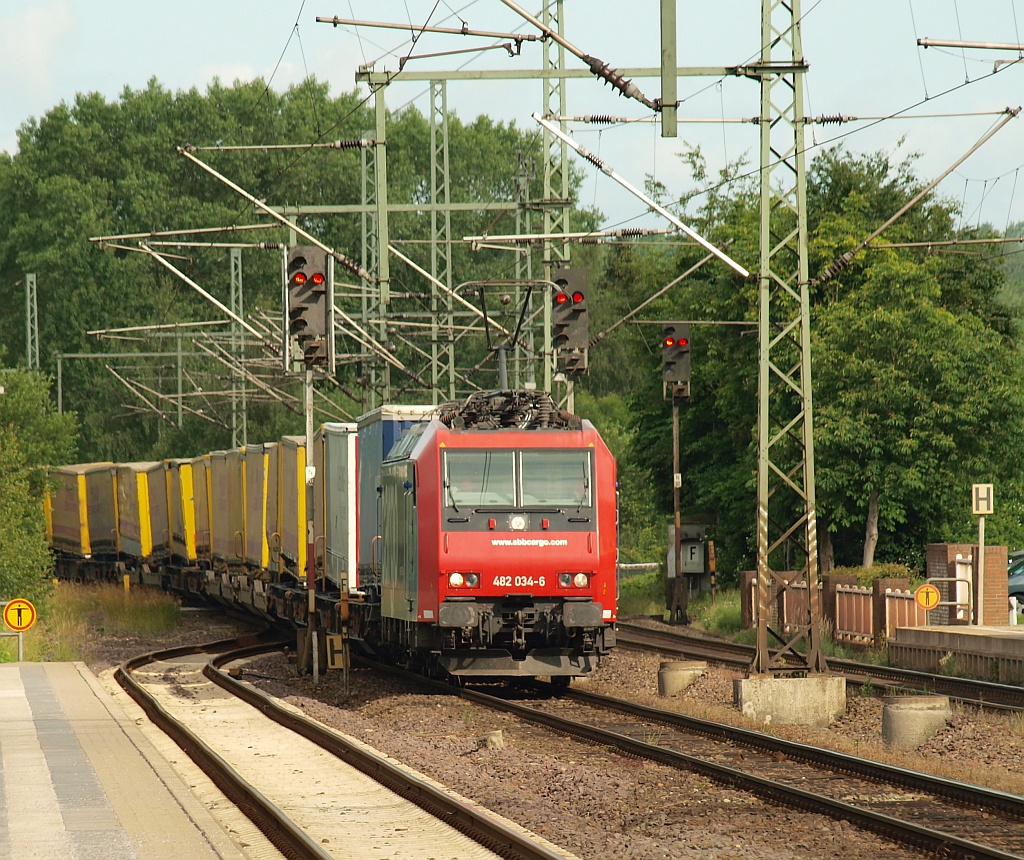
284,246,339,685
662,323,691,623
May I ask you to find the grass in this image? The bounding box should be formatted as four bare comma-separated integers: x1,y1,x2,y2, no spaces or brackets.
0,581,181,663
617,569,667,617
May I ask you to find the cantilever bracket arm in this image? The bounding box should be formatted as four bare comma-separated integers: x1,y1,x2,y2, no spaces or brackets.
533,113,750,278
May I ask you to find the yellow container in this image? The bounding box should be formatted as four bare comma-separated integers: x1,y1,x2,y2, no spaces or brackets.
48,463,117,557
166,458,197,562
242,443,274,569
116,462,166,562
278,436,307,578
191,454,212,559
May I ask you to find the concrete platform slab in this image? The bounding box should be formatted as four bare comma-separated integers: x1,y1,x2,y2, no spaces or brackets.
888,625,1024,683
0,662,247,859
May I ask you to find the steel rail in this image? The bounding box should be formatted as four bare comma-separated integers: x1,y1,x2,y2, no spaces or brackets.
452,693,1022,858
617,620,1024,710
121,637,564,860
560,685,1024,818
116,637,330,860
204,650,563,860
367,659,1024,860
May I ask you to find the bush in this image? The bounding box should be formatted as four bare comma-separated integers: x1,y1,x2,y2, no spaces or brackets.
687,590,743,635
830,563,916,587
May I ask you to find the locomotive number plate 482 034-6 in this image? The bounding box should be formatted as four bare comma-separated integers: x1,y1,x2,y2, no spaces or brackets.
493,575,546,588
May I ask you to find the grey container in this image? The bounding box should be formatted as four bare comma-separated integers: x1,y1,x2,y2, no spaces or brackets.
278,436,307,574
314,423,357,590
209,449,244,565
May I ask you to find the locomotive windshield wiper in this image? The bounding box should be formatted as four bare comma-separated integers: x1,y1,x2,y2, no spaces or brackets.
576,470,591,513
444,477,459,512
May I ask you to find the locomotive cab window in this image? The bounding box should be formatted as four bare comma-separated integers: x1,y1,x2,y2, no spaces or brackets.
444,449,591,509
445,451,515,507
521,450,591,507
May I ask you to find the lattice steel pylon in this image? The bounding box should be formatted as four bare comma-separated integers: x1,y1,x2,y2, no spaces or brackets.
542,0,569,396
430,81,456,404
230,247,247,446
25,273,38,370
752,0,826,675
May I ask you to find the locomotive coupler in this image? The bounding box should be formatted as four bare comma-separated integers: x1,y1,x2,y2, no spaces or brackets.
513,610,526,649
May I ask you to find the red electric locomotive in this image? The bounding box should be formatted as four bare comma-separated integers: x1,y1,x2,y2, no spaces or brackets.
369,390,617,680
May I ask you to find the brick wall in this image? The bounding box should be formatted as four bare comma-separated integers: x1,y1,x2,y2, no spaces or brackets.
925,543,1008,626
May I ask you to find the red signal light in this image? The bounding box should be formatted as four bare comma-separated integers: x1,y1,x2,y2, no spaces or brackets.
310,272,326,286
663,336,676,348
292,272,307,286
678,337,688,347
571,290,585,303
555,291,569,305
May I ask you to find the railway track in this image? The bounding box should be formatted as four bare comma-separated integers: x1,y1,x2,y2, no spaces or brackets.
116,636,569,860
617,620,1024,710
355,660,1024,859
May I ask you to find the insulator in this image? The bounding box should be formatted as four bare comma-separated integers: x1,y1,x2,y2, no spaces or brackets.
329,138,372,149
619,227,645,237
585,115,614,124
334,253,361,274
816,114,846,126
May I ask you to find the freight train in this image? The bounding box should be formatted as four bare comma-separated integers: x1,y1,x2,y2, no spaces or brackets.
46,390,618,680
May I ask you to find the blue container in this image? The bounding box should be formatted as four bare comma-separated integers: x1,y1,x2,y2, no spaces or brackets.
356,405,435,583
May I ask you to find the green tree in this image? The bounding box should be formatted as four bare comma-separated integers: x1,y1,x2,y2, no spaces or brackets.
813,252,1024,567
618,144,1024,575
0,366,78,602
0,79,597,462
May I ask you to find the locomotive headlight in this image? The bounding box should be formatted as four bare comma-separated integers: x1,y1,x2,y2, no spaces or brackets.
509,514,527,531
558,573,573,587
447,572,480,588
573,573,589,588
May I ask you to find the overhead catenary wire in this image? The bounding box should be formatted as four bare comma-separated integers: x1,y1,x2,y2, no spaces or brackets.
814,106,1021,286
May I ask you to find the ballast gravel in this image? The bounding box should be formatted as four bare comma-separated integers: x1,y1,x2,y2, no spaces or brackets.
87,612,1024,860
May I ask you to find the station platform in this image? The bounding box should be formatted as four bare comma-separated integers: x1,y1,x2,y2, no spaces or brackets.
888,625,1024,684
0,662,246,859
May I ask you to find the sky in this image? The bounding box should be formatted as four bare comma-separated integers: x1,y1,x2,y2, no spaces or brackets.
5,1,1024,241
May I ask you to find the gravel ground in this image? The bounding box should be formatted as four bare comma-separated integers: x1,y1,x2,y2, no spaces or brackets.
86,613,1024,860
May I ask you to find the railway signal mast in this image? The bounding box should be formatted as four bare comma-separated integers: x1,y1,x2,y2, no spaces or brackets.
662,321,691,622
284,244,338,685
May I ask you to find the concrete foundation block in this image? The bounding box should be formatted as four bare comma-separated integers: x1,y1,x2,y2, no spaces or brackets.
733,675,847,728
881,695,951,750
657,661,707,697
